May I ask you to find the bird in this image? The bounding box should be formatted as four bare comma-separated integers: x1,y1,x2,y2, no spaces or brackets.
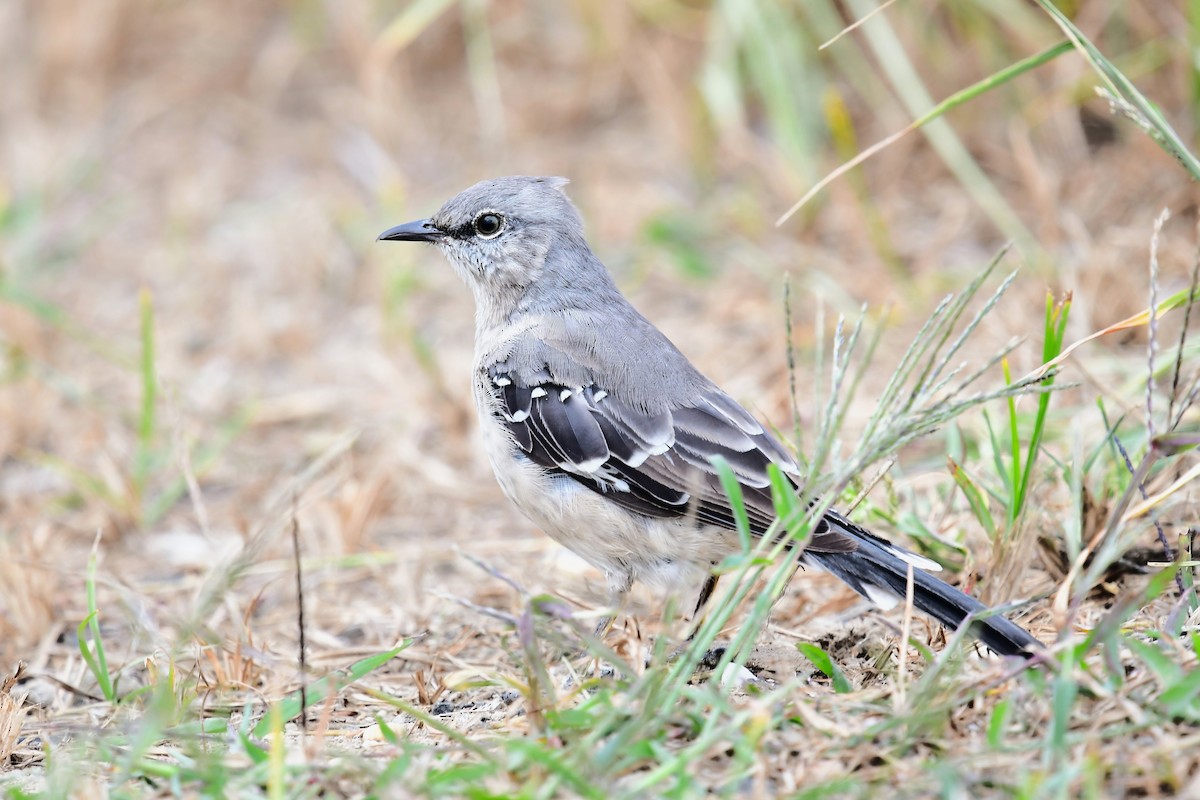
378,176,1039,657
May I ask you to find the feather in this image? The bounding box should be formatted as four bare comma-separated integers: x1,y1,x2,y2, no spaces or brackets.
671,406,757,452
699,392,764,436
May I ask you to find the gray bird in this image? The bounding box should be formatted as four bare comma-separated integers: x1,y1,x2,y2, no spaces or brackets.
379,176,1039,657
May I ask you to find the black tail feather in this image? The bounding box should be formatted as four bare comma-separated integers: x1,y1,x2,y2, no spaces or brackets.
807,538,1039,658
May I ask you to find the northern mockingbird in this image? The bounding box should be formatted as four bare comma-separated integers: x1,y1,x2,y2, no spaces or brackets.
379,176,1039,657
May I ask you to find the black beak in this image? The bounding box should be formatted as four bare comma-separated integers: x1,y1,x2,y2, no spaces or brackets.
377,219,444,243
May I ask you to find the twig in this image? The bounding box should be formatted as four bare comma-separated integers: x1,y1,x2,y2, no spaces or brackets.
433,592,520,626
1168,216,1200,429
460,550,528,597
819,0,901,50
177,423,212,540
291,499,308,733
783,276,803,452
1146,209,1168,443
29,672,105,704
1107,436,1183,596
844,458,895,515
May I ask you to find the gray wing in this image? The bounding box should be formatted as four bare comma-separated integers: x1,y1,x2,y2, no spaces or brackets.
484,362,863,554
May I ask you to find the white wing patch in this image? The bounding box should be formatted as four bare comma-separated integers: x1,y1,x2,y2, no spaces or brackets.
592,464,634,494
863,582,901,611
568,454,607,474
886,547,942,572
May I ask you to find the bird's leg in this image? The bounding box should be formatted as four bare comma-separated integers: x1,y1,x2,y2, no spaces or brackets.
593,570,633,639
693,574,720,618
687,574,720,641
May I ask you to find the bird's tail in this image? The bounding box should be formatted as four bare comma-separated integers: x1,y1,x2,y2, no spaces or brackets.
806,527,1039,658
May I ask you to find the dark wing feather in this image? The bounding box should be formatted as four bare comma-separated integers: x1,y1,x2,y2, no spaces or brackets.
533,388,609,469
484,363,855,554
590,409,642,464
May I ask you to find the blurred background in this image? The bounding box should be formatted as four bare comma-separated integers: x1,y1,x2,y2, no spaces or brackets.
0,0,1196,700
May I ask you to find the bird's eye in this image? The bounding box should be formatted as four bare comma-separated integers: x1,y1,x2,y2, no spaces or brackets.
473,212,504,239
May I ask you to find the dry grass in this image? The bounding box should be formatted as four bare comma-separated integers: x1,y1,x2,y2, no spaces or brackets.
1,1,1199,797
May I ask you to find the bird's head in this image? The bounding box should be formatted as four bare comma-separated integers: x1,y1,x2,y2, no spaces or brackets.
379,176,607,324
